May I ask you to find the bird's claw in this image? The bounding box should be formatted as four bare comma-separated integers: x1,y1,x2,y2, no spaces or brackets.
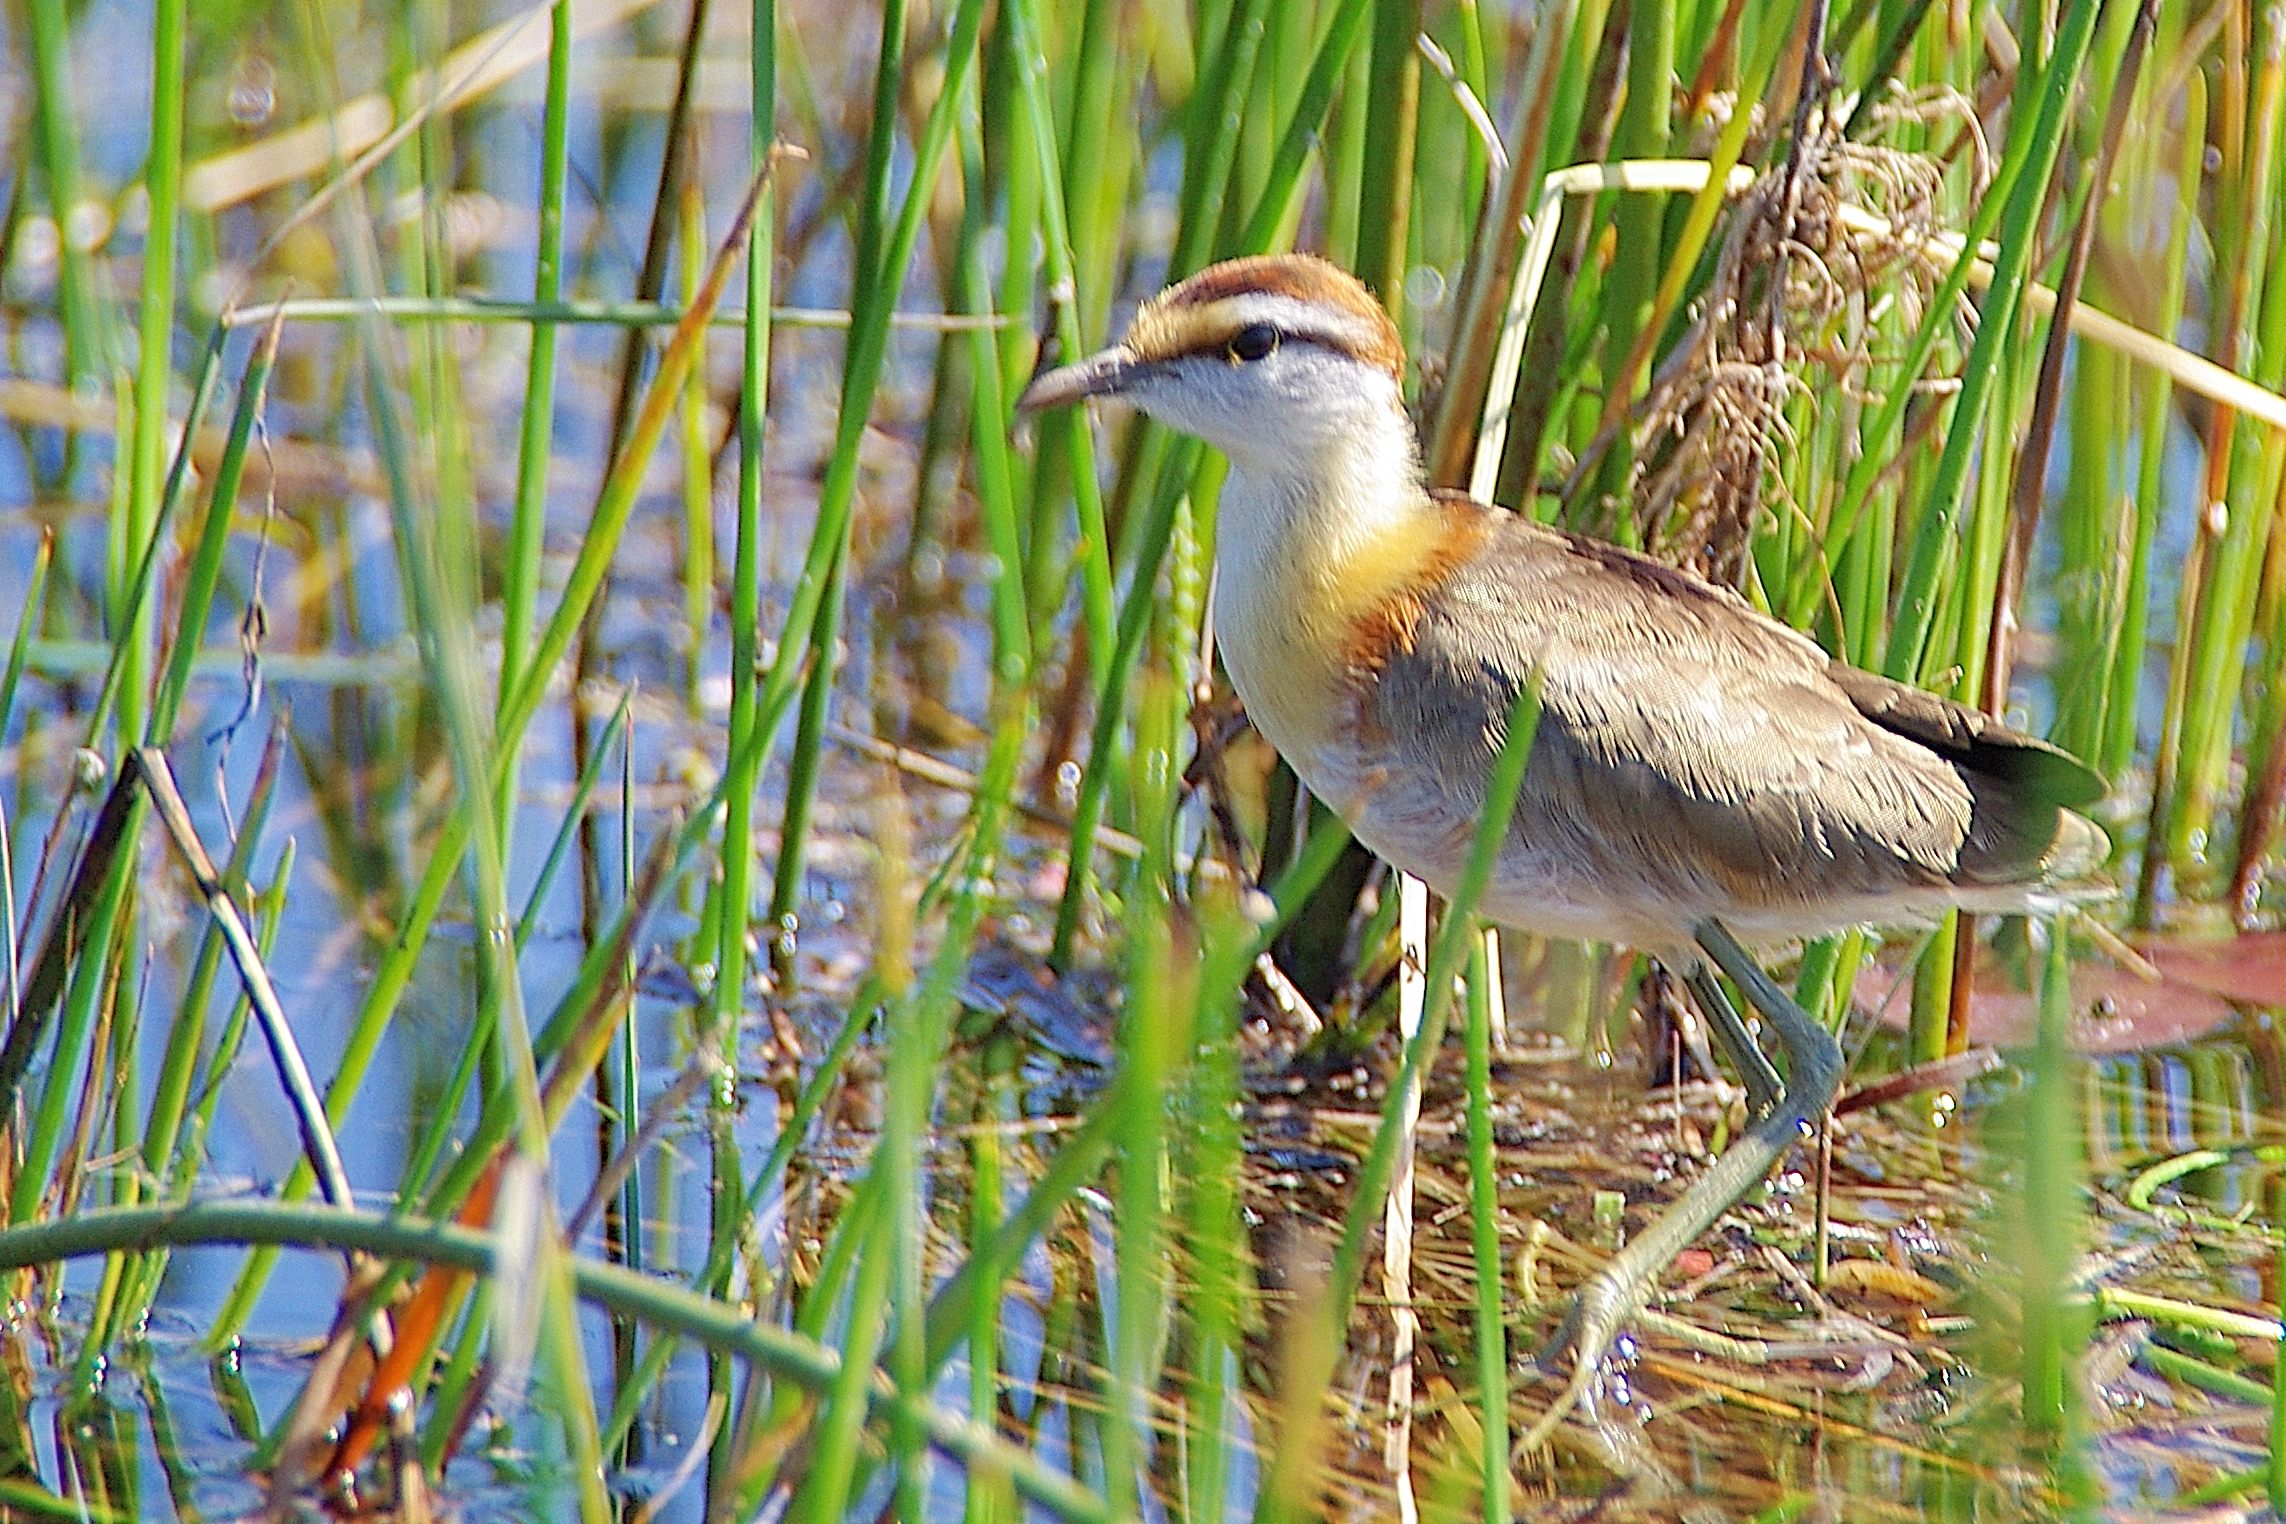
1520,1268,1640,1451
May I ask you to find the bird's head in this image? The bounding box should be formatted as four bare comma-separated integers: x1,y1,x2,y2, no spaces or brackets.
1016,254,1407,469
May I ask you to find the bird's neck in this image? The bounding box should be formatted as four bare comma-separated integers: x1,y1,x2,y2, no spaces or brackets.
1217,393,1430,579
1210,395,1440,760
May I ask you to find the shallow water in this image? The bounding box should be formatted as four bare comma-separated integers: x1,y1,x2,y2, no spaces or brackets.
4,6,2284,1522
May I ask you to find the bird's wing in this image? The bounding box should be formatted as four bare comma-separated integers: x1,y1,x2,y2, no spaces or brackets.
1820,661,2107,809
1357,511,2073,901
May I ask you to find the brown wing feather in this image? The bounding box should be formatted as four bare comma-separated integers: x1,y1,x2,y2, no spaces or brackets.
1358,501,2102,911
1821,663,2107,809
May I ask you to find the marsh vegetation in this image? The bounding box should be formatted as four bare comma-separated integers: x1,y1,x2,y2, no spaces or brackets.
1,0,2284,1518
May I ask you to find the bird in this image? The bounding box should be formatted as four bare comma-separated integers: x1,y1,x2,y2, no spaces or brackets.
1016,251,2108,1437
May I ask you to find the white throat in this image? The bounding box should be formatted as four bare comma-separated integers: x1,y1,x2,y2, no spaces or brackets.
1205,377,1434,765
1213,386,1424,600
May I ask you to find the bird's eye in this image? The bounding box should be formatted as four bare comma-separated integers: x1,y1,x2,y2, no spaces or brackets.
1227,323,1278,363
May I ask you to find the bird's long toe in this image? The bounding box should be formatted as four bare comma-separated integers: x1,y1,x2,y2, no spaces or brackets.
1522,1264,1647,1449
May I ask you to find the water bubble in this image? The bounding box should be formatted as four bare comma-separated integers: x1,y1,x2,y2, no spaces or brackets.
1404,265,1448,311
64,201,112,254
227,57,277,127
14,216,59,276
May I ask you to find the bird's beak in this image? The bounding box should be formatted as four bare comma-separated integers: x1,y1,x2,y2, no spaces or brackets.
1015,344,1143,413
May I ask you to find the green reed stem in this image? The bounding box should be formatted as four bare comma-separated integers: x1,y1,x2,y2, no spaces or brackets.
1586,0,1674,533
515,696,635,952
76,333,225,753
10,805,140,1225
396,696,634,1214
2133,1338,2271,1405
493,168,774,756
1049,445,1199,961
958,102,1033,685
765,538,849,961
1099,685,1182,1516
23,0,107,439
117,0,187,746
2021,927,2077,1440
2166,10,2285,881
1322,14,1368,263
1182,924,1247,1524
1001,0,1114,675
788,705,1023,1520
709,1,778,1327
150,315,283,747
679,178,714,702
964,1073,1014,1524
1352,0,1421,309
1057,0,1122,334
211,168,767,1337
761,0,987,961
499,0,573,702
0,1202,1118,1524
0,537,54,764
986,17,1041,421
1881,0,2100,681
1596,1,1793,484
1463,929,1510,1524
1234,0,1373,254
1170,0,1267,280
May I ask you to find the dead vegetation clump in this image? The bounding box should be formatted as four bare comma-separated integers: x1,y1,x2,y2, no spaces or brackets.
1631,90,1991,585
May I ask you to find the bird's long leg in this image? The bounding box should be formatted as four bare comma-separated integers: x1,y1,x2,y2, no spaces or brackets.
1682,963,1781,1115
1523,918,1844,1449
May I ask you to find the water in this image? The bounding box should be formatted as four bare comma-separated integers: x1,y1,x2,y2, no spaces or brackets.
3,5,2283,1520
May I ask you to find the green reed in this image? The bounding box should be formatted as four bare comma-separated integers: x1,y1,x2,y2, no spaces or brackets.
500,0,574,733
21,1,104,446
3,1,2284,1519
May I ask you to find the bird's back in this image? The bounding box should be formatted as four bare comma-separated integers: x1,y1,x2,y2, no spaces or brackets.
1307,496,2107,956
